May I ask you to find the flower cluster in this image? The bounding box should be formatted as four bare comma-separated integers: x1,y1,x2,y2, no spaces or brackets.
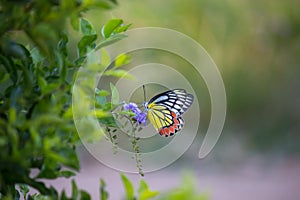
123,103,147,126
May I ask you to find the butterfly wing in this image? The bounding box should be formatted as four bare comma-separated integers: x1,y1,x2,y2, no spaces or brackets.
146,89,194,137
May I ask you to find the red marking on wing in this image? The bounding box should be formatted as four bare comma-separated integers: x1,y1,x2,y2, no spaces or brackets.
158,111,183,137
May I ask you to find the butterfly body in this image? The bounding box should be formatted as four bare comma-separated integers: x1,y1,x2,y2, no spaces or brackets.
144,89,194,137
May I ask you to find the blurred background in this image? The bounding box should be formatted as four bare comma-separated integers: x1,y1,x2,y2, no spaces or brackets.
54,0,300,199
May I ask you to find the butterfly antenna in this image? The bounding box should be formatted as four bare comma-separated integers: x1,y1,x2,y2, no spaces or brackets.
143,85,146,102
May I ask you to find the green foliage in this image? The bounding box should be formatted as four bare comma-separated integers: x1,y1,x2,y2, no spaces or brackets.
0,1,212,200
100,179,109,200
121,174,135,200
101,19,131,39
159,174,209,200
96,18,131,50
110,83,120,106
138,180,159,200
120,174,159,200
0,0,133,199
118,173,207,200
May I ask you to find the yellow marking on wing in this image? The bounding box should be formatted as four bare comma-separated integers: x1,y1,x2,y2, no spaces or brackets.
147,111,160,130
147,108,173,130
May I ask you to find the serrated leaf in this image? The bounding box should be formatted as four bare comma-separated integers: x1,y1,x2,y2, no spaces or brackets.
121,174,135,200
101,19,123,38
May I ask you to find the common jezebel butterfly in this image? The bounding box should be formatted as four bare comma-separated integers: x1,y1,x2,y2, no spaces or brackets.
144,89,194,137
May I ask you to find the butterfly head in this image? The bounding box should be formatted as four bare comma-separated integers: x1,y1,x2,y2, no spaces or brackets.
142,101,149,110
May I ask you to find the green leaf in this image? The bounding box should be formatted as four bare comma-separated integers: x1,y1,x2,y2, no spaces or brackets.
115,53,131,68
114,23,132,34
61,190,69,200
70,13,80,31
81,18,96,35
78,34,97,57
38,77,47,94
95,96,107,107
138,182,159,200
110,83,119,106
8,107,16,123
75,56,87,66
79,190,91,200
81,0,115,10
71,180,79,199
101,49,111,67
19,184,30,199
138,180,148,194
96,34,127,50
159,174,209,200
57,147,80,170
100,179,109,200
36,167,57,179
1,40,30,60
57,170,76,178
15,189,20,200
98,116,119,127
0,68,9,84
104,69,134,79
0,55,18,84
95,89,110,108
120,173,135,200
101,19,123,39
95,88,110,97
31,47,44,66
58,32,69,57
139,190,159,200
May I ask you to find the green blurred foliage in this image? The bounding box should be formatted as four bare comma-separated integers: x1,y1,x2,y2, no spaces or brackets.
116,173,208,200
0,0,131,199
108,0,300,153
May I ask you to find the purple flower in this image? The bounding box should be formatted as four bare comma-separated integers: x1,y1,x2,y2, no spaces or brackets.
135,111,147,126
123,103,139,113
123,103,147,126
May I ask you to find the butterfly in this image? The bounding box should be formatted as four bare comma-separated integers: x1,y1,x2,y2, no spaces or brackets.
144,89,194,137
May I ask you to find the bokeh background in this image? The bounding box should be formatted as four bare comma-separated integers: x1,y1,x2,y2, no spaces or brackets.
53,0,300,199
